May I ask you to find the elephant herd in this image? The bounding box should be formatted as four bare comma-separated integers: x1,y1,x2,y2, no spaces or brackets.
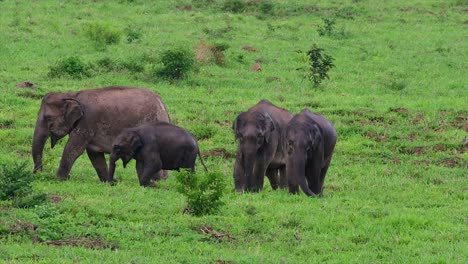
32,86,336,197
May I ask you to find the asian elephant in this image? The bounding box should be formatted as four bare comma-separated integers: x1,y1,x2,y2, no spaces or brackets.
32,86,170,182
285,109,337,197
108,122,207,187
232,99,293,192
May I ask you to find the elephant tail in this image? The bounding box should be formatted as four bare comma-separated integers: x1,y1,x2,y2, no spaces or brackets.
197,150,208,172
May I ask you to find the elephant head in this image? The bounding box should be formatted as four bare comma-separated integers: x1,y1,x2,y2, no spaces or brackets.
108,130,143,181
32,93,83,172
286,123,324,196
233,111,275,191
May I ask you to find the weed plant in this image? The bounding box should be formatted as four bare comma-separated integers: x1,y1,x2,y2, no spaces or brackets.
175,169,226,216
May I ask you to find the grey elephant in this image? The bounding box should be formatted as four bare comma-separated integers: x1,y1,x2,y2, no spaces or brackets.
108,122,207,187
232,99,293,192
32,86,170,182
285,109,337,196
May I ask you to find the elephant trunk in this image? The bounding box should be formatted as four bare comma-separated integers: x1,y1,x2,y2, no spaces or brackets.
292,155,317,197
32,104,48,173
243,152,256,191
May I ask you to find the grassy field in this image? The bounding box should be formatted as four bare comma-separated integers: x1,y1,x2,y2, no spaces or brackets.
0,0,467,263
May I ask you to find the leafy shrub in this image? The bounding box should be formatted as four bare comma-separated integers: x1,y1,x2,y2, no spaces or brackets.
317,18,336,36
175,169,225,216
48,56,91,79
317,17,347,38
83,22,121,46
125,25,142,43
156,47,195,80
303,44,335,87
0,161,34,200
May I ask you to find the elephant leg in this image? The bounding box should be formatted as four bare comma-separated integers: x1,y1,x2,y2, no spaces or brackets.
86,149,109,182
154,170,169,181
136,159,145,183
278,166,288,189
233,152,246,192
56,134,87,180
266,168,279,190
252,161,266,192
139,159,162,187
319,164,330,194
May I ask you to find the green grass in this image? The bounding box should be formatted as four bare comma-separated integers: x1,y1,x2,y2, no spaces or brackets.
0,0,467,263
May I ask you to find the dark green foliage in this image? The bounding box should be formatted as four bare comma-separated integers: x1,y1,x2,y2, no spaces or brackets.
125,26,142,43
222,0,247,13
317,17,347,38
190,125,217,140
0,161,34,200
12,193,47,208
48,56,91,79
317,18,336,36
82,22,121,46
0,119,14,129
156,47,195,80
304,44,335,87
175,169,225,216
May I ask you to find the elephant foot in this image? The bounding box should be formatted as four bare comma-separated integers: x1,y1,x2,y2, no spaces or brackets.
108,179,118,186
57,175,70,181
140,180,156,188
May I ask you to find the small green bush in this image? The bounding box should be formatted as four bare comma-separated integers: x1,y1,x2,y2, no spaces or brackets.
175,169,225,216
83,22,121,46
0,161,34,200
304,44,335,87
125,26,142,43
156,47,195,80
48,56,91,79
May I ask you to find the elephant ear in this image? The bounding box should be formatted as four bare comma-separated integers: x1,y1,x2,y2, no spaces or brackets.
129,131,143,153
308,125,322,150
63,99,83,130
232,112,245,139
262,113,275,143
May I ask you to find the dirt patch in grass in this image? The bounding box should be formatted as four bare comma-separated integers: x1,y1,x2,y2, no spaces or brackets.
17,81,36,88
202,148,236,159
411,113,425,125
242,45,258,52
451,111,468,132
44,237,118,250
48,195,62,204
432,144,446,152
199,225,236,243
10,220,38,234
364,132,389,142
438,158,462,168
412,159,431,166
389,107,410,114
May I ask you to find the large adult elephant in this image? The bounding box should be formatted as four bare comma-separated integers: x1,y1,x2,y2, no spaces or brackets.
32,86,170,182
285,109,337,196
232,100,293,192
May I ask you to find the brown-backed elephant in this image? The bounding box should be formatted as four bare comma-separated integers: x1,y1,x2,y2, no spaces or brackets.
285,109,337,196
32,86,170,182
232,100,293,192
108,122,207,187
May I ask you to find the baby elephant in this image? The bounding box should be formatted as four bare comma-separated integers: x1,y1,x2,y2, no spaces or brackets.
109,123,207,187
285,109,337,197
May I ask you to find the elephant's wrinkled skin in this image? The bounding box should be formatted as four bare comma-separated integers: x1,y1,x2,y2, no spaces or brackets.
108,123,207,187
32,86,170,182
285,109,336,196
232,100,293,192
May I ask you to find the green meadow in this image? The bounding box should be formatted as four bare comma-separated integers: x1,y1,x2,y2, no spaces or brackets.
0,0,467,263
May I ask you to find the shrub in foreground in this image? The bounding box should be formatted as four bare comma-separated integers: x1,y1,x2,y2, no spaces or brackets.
175,169,225,216
156,47,195,80
0,161,34,200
